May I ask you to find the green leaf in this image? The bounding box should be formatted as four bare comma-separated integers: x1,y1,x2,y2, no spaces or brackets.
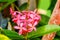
46,10,51,17
0,0,16,11
0,0,16,2
37,14,49,26
30,38,41,40
40,14,50,24
48,0,57,11
28,25,60,39
38,0,51,10
1,29,24,40
19,3,28,11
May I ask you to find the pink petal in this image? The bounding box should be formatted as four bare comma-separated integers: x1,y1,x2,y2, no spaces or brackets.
33,27,36,31
10,7,14,14
22,27,27,31
28,23,32,27
14,26,20,29
17,15,21,19
27,18,33,22
33,21,38,26
20,23,23,27
20,15,26,19
12,18,17,21
17,20,20,26
18,29,22,35
34,17,40,20
30,14,34,18
28,28,33,32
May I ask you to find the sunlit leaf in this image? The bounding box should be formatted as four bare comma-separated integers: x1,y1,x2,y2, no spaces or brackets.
38,0,51,10
0,34,10,40
28,25,60,39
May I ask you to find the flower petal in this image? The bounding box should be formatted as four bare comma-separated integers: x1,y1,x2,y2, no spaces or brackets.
28,23,32,27
18,29,22,35
14,26,20,29
33,21,38,26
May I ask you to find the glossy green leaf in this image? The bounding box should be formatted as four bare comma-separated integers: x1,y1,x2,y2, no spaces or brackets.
19,3,28,11
1,29,24,40
38,0,51,10
28,25,60,39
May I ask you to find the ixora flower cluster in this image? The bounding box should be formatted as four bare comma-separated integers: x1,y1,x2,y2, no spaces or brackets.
10,8,41,35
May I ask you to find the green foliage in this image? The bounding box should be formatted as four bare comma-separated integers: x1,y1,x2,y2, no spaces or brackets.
30,38,41,40
37,0,57,17
38,0,51,10
48,0,57,11
1,25,60,40
1,29,24,40
19,3,28,11
28,25,60,39
46,10,51,17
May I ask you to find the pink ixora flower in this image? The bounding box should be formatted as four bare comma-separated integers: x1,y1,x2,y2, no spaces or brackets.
10,8,41,35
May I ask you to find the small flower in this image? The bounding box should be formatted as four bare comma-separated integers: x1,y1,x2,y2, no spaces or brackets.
14,26,27,35
10,8,41,35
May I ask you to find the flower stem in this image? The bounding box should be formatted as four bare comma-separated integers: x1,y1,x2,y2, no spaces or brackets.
11,3,20,12
14,4,21,12
24,33,28,40
11,3,15,11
